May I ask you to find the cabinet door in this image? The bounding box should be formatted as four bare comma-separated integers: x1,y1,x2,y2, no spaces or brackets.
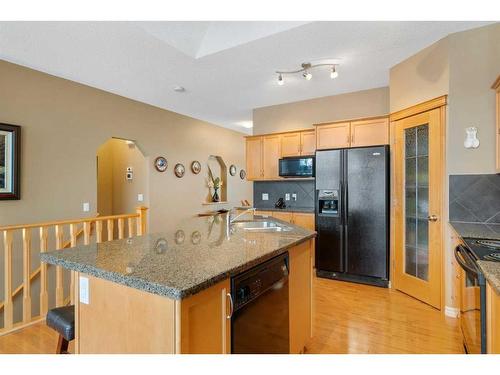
289,240,312,354
350,117,389,147
263,135,281,179
180,279,231,354
281,132,301,157
487,283,500,353
300,130,316,155
272,211,293,223
246,137,263,180
316,122,351,150
292,213,315,230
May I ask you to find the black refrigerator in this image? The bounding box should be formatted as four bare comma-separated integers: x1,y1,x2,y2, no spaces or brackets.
315,145,389,287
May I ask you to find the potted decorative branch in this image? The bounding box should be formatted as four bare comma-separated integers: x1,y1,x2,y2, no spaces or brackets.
207,166,223,202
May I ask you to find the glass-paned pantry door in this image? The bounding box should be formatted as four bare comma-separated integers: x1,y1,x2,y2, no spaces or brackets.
394,106,443,309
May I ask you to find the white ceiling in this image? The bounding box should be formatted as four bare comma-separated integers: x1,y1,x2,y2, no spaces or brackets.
0,21,491,134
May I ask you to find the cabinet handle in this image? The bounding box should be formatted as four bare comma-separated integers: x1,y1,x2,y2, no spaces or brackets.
428,215,439,222
351,134,355,144
226,292,234,319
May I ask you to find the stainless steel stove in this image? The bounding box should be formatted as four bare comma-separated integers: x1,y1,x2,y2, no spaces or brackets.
455,237,500,354
462,238,500,262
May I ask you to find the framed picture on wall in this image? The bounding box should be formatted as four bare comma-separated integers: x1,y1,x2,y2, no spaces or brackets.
0,123,21,200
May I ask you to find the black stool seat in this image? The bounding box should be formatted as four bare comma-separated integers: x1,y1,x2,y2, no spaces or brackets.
46,305,75,341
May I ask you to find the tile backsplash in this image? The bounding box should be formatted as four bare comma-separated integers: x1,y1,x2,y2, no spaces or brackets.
253,180,315,209
449,174,500,224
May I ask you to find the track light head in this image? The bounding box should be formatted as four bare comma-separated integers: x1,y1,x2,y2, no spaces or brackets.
277,73,284,85
303,71,312,80
330,66,338,79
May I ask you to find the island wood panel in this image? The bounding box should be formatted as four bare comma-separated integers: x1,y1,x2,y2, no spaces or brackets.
487,283,500,353
289,239,313,353
350,117,389,147
179,278,230,354
76,274,176,354
262,135,281,179
246,137,263,180
300,130,316,155
281,132,301,157
316,121,350,150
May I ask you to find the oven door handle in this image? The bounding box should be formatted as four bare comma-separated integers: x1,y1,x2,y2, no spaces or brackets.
454,245,479,277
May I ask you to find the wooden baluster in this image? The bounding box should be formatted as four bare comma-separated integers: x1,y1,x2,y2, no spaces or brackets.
22,228,32,323
55,225,64,307
128,218,134,238
3,230,14,330
70,224,78,304
107,219,114,241
136,206,148,236
96,220,103,243
118,218,125,240
39,226,49,317
83,221,91,245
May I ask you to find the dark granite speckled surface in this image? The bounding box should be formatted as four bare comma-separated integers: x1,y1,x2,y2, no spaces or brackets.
449,221,500,294
40,214,315,300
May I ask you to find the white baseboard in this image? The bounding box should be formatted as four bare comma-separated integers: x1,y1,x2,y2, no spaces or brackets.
444,306,460,318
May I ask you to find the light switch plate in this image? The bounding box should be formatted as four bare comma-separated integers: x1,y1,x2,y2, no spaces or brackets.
79,276,89,304
138,193,144,202
285,193,290,201
83,202,90,212
262,193,269,201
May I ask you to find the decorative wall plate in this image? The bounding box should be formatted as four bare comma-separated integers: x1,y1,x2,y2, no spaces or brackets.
191,161,201,174
191,231,202,245
240,169,246,180
174,230,185,245
154,156,168,172
174,163,185,178
229,164,237,176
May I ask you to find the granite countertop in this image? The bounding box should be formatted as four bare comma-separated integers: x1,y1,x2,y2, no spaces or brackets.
449,221,500,294
40,214,316,300
254,206,315,213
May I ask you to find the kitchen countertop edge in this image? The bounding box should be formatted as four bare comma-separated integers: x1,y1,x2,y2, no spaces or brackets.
40,232,316,301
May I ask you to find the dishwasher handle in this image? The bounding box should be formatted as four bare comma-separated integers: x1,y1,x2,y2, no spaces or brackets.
226,292,234,319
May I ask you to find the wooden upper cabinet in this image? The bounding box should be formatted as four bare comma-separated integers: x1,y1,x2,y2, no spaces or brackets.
350,117,389,147
316,122,351,150
492,76,500,173
262,135,281,179
300,130,316,155
246,137,263,180
281,132,301,157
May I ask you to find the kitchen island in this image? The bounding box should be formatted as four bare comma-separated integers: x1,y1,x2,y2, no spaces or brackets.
40,214,316,354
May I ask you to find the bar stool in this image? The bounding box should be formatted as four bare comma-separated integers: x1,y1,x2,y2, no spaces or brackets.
46,305,75,354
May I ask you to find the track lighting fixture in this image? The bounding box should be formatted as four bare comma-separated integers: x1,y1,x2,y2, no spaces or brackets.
276,61,339,85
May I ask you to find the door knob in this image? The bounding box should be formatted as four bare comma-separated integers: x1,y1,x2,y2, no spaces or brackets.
427,215,438,222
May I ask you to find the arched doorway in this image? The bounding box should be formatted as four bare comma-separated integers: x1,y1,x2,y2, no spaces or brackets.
96,138,148,216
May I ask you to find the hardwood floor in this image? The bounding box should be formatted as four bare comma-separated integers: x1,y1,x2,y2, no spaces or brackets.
0,277,463,354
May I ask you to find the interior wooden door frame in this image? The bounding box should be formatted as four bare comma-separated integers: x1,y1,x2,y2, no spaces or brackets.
389,96,447,311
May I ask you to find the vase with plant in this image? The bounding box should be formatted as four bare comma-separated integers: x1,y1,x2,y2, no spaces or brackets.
207,166,223,202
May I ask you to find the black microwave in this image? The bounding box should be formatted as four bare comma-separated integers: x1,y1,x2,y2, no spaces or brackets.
279,156,315,178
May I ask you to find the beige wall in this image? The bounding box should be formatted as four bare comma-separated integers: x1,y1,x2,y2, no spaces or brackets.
253,87,389,135
448,23,500,174
389,38,450,113
0,60,252,233
97,138,148,216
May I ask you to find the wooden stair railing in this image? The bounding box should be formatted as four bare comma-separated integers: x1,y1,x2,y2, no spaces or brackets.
0,206,148,337
0,219,93,314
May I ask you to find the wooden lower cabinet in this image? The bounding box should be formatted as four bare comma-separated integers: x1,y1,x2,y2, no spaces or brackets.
255,211,315,231
74,240,314,354
487,283,500,354
292,213,315,230
179,279,231,354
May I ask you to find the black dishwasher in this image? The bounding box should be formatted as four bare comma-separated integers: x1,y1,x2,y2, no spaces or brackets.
231,253,289,354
